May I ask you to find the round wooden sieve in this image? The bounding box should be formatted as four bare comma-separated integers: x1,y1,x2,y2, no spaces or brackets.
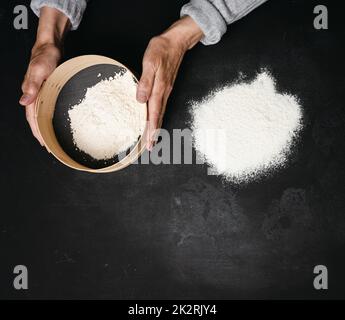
35,55,148,173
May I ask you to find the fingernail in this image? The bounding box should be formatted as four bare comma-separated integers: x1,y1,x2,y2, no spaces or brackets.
137,91,148,103
19,94,31,105
147,142,153,152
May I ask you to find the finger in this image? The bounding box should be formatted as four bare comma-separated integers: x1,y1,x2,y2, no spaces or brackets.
26,103,44,146
20,74,42,106
20,62,47,106
158,80,173,123
147,83,165,151
137,60,156,103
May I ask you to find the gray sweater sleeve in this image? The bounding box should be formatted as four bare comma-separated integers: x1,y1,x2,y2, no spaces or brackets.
181,0,268,45
30,0,87,30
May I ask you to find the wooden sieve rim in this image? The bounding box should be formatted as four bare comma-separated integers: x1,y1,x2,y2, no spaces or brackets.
35,55,148,173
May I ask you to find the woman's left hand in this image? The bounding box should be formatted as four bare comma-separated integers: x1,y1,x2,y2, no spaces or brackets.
137,16,203,151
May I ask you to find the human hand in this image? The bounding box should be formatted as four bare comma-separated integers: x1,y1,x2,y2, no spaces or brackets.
137,16,203,151
20,43,61,145
19,7,70,146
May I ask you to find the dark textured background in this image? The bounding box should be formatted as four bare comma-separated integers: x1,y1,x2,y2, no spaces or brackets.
0,0,345,299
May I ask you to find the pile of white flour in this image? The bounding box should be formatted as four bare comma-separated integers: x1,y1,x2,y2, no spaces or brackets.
191,71,303,182
68,71,146,160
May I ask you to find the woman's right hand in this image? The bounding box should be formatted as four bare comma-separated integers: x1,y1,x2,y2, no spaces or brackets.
19,43,61,145
19,6,70,146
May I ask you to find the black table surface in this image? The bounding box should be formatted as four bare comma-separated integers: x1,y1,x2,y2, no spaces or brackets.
0,0,344,299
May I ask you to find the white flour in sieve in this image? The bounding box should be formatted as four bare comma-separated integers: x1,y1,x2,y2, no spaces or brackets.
68,71,146,160
191,71,303,182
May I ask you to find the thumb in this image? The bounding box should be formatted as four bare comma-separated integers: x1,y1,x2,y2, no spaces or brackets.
137,62,155,103
19,75,42,106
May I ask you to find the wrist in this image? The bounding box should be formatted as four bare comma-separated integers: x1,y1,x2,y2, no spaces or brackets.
35,7,70,48
162,16,204,51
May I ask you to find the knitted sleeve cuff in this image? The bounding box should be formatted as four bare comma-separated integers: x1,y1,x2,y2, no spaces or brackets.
30,0,87,30
180,0,227,46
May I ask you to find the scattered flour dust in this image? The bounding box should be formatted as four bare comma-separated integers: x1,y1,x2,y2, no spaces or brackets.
68,71,146,160
191,71,303,183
